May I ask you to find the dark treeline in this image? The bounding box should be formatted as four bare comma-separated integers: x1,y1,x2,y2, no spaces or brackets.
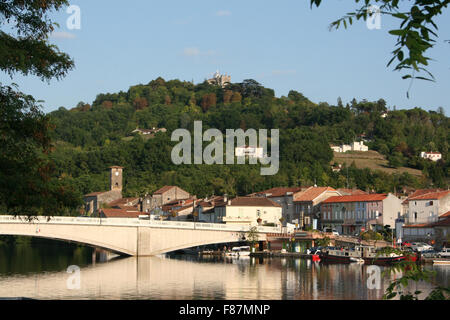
48,78,449,201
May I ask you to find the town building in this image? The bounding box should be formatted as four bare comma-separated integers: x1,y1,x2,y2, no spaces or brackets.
321,193,402,235
196,196,225,223
293,187,342,229
405,190,450,225
207,71,231,88
213,197,282,226
401,188,444,218
251,187,307,224
141,186,191,213
420,151,442,162
83,166,124,215
330,141,369,153
131,127,167,136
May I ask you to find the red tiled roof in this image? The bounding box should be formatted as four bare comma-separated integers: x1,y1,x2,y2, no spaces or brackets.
403,223,434,228
440,211,450,218
253,187,304,198
336,188,368,195
294,187,337,202
153,186,176,195
432,217,450,227
99,209,142,218
402,189,444,204
84,191,109,197
323,194,387,204
108,197,139,207
218,197,282,208
408,190,449,201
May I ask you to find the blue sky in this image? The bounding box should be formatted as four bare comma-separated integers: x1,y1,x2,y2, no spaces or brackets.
2,0,450,114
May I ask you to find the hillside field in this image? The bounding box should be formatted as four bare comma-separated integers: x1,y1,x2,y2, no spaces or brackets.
332,151,423,177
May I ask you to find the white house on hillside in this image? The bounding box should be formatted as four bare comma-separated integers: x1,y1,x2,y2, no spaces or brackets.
331,141,368,153
420,152,442,162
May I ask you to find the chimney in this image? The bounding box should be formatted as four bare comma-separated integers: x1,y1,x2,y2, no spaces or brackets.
223,194,228,203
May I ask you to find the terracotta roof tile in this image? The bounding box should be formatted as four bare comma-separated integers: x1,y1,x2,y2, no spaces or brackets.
336,188,368,195
218,197,282,208
294,187,337,202
402,189,444,204
432,217,450,227
253,187,304,198
323,194,387,204
84,191,109,197
408,190,449,201
153,186,177,195
403,223,434,228
99,208,142,218
440,211,450,218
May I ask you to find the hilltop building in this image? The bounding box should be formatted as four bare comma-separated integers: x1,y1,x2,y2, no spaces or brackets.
420,151,442,162
330,141,368,153
131,127,167,136
207,70,231,88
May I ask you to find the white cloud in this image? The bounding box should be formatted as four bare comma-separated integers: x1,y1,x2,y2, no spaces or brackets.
49,31,76,39
216,10,231,16
183,47,201,57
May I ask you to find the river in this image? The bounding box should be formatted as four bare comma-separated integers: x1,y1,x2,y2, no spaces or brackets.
0,239,448,300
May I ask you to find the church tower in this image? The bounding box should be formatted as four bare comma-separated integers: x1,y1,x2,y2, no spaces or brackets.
110,166,123,191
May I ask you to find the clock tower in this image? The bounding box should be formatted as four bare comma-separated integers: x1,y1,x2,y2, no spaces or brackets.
110,166,123,191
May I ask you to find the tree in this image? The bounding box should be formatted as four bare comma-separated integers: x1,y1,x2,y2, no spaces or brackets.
133,97,148,110
382,247,450,300
246,226,259,250
0,0,81,216
310,0,449,87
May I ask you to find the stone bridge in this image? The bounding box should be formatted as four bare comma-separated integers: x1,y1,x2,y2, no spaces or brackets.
0,216,278,256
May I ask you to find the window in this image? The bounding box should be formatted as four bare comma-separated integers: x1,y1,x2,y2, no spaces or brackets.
414,212,417,220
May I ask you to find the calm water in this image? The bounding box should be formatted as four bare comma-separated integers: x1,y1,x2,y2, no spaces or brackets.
0,240,448,300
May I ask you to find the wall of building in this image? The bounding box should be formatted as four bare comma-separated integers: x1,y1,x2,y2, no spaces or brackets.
408,194,450,225
381,194,402,228
214,205,282,226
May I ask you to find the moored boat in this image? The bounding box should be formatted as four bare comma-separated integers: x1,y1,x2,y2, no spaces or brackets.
320,246,406,265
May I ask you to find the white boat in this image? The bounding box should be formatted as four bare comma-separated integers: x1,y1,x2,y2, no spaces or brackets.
225,247,241,257
433,259,450,265
225,246,251,257
238,246,251,256
349,257,365,263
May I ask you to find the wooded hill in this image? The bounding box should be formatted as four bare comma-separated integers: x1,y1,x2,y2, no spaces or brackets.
48,77,449,199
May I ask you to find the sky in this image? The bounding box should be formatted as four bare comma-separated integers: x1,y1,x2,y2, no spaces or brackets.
1,0,450,114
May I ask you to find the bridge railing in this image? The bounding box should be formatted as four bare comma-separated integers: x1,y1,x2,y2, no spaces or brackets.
0,215,280,233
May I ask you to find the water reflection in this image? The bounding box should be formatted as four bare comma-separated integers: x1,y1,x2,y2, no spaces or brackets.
0,242,448,300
